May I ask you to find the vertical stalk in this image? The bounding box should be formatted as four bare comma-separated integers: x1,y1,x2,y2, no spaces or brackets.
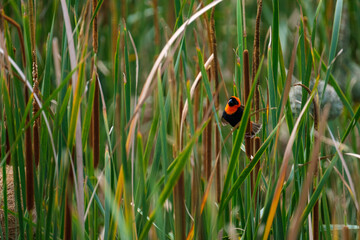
358,211,360,240
27,4,37,235
343,225,349,240
192,63,202,239
25,89,34,212
28,0,40,168
252,0,263,203
204,74,212,180
252,0,262,89
174,87,185,240
254,137,260,182
60,0,85,230
110,0,118,63
6,130,10,165
243,50,252,191
204,12,213,181
194,65,200,131
91,0,100,168
313,88,319,240
210,8,221,202
121,0,126,20
153,0,160,50
64,175,72,240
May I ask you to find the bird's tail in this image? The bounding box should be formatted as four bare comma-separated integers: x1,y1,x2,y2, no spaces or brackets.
245,122,262,138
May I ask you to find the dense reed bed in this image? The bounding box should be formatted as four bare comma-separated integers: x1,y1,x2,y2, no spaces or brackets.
1,0,360,239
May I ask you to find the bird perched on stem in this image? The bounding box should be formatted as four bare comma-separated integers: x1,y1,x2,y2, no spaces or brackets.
221,96,262,138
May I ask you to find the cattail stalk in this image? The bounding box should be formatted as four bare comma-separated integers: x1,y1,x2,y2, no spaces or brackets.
32,64,40,167
243,51,251,156
91,0,100,168
243,50,254,192
169,53,185,239
26,0,37,222
121,0,126,20
204,10,213,181
191,63,202,239
153,0,160,49
252,0,263,90
110,0,118,64
343,225,350,240
28,0,40,168
174,87,185,240
252,0,263,202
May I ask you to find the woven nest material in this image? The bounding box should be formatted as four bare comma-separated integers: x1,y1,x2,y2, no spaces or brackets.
289,80,343,120
0,166,36,239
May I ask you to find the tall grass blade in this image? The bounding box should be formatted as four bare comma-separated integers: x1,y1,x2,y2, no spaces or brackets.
322,0,343,98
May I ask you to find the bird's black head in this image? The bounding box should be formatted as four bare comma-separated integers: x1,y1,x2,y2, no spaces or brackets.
228,97,239,107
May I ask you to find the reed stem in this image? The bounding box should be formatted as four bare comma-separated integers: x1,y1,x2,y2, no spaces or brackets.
243,50,253,192
91,0,100,168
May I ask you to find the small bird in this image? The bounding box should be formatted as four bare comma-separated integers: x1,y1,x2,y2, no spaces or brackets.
221,96,262,138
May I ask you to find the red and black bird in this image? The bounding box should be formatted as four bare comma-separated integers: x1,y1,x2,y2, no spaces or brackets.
221,96,262,138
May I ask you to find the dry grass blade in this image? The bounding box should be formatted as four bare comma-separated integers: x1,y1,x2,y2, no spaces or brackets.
52,38,61,87
126,0,223,154
318,135,351,152
288,106,329,239
60,0,85,230
327,125,359,211
330,161,355,201
345,153,360,159
128,32,139,110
